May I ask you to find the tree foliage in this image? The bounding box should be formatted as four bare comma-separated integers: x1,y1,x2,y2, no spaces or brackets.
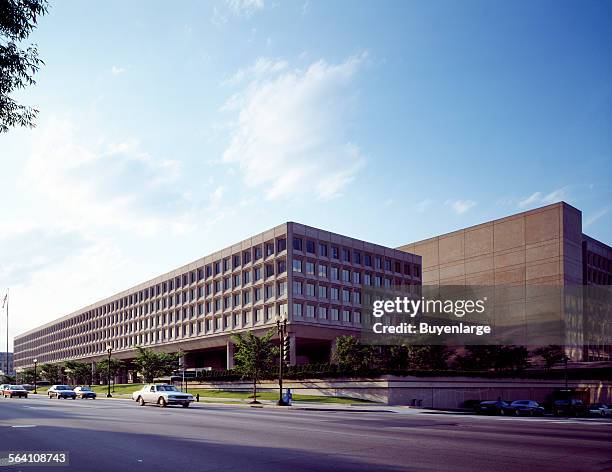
39,362,61,384
454,345,530,372
133,346,179,383
231,329,277,403
332,335,374,371
63,360,91,385
0,0,48,132
18,367,36,384
532,345,568,370
96,358,123,384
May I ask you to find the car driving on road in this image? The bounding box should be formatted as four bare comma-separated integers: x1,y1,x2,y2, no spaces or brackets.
48,385,77,399
3,385,28,398
474,400,510,415
587,403,612,417
132,384,193,408
503,400,545,416
74,386,97,399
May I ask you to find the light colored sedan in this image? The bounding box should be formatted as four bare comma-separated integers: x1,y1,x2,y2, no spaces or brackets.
132,384,193,408
588,403,612,417
48,385,77,399
74,386,97,399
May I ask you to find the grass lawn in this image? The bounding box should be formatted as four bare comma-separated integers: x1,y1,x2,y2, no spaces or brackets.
32,384,375,404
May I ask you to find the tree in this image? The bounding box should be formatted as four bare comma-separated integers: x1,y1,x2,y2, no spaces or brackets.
1,0,49,132
63,361,91,386
39,363,61,384
331,335,374,371
406,345,452,370
133,346,178,383
96,358,123,385
231,329,277,404
18,367,35,384
454,345,530,372
532,345,568,370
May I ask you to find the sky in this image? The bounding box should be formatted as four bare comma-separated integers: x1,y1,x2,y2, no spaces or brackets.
1,0,611,347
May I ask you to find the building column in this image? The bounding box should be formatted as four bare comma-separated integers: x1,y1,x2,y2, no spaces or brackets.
226,341,235,369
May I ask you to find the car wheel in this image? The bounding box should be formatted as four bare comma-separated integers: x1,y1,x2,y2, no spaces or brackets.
158,397,167,408
138,396,145,406
182,402,190,408
72,396,76,400
515,410,520,416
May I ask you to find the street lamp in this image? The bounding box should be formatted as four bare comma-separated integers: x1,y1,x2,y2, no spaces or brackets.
106,344,113,398
33,358,38,394
275,311,289,406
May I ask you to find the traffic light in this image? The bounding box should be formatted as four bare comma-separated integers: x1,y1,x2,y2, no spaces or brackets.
282,336,291,364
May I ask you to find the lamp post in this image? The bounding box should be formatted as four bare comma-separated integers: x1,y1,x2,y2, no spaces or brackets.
33,359,38,394
275,312,289,406
106,344,113,398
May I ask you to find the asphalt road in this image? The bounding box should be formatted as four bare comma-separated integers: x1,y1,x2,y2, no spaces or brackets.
0,396,611,472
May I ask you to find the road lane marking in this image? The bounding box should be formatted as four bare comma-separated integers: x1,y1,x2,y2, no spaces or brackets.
11,425,36,428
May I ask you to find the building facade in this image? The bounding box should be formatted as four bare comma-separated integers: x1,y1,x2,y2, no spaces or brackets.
398,202,611,361
0,352,14,376
14,222,421,375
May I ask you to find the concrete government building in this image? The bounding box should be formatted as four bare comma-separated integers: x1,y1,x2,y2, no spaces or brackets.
399,202,612,361
14,223,422,380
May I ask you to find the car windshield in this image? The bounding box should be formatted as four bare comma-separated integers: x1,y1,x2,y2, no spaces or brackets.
157,385,179,392
56,386,70,390
513,401,529,405
79,387,91,391
10,386,25,390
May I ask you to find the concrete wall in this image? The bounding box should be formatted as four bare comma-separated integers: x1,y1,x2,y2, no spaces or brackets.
187,375,611,408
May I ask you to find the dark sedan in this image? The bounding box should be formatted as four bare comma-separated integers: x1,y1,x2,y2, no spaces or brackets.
503,400,545,416
553,399,588,417
474,400,509,415
3,385,29,398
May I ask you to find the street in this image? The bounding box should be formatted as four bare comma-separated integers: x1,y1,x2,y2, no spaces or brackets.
1,396,611,471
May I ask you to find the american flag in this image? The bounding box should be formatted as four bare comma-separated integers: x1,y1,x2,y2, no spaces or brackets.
1,293,6,309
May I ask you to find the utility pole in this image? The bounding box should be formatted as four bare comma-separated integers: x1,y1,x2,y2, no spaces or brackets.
2,289,8,378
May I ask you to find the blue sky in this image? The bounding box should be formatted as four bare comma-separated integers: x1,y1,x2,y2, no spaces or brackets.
1,0,611,342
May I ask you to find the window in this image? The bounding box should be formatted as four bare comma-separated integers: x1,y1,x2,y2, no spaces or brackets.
277,260,287,274
223,258,230,272
266,242,275,257
374,276,382,286
293,303,303,317
353,291,361,304
243,270,251,284
331,308,339,321
306,283,315,297
243,250,251,265
254,246,263,261
364,254,372,267
384,259,391,271
364,273,371,285
206,265,212,278
306,240,316,254
394,261,401,273
243,290,251,304
306,305,315,318
318,264,327,277
243,311,250,324
277,281,287,297
255,308,263,322
233,274,241,287
233,254,241,269
293,281,303,295
214,261,221,275
331,246,339,259
342,269,350,282
293,237,303,251
331,287,339,300
265,284,274,299
354,251,361,264
318,285,327,299
341,248,350,262
342,289,350,303
353,272,361,284
342,310,351,322
331,267,339,281
254,266,262,281
277,238,287,252
265,264,274,278
354,311,361,324
318,306,327,319
292,259,302,273
375,257,382,269
306,261,315,275
254,287,262,301
223,277,231,291
404,263,411,276
319,243,328,257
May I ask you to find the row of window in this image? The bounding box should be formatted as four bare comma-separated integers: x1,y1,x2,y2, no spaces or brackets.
293,303,361,323
292,237,418,274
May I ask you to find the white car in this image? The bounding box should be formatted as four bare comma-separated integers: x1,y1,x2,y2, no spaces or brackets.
73,386,97,399
48,385,77,399
131,384,193,408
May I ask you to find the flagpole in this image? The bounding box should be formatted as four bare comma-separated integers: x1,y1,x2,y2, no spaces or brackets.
4,289,8,377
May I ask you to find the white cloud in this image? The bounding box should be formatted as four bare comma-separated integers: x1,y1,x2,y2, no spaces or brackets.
517,187,569,208
20,117,189,236
584,207,609,229
225,0,264,16
445,199,476,215
415,198,434,213
223,57,288,86
221,52,368,200
111,65,125,76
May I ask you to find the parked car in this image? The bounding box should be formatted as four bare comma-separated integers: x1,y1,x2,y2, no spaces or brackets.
553,399,588,417
474,400,509,415
3,385,28,398
132,384,193,408
73,386,97,399
503,400,545,416
588,403,612,417
0,384,9,392
47,385,77,399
